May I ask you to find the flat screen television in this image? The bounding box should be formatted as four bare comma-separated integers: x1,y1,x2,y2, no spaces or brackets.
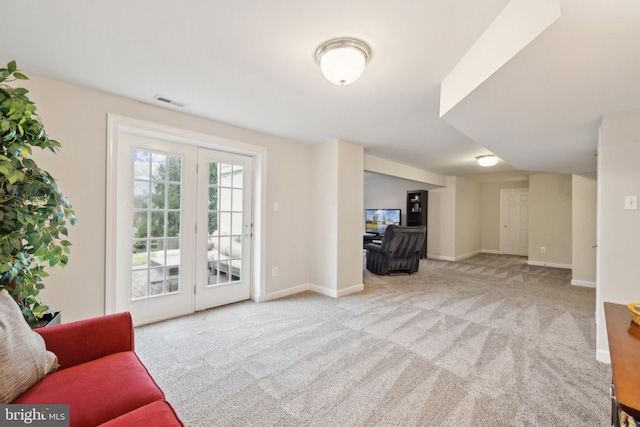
365,209,401,235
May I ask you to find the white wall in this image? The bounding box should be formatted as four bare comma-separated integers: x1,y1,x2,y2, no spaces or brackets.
24,72,312,322
337,141,365,294
427,176,457,260
426,176,482,261
572,174,597,288
596,108,640,362
310,140,364,296
310,141,338,294
528,173,572,268
454,177,482,259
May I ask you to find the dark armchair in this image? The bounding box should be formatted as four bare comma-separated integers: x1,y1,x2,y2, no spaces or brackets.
365,225,426,275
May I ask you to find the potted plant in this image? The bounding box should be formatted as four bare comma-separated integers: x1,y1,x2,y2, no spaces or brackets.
0,61,76,327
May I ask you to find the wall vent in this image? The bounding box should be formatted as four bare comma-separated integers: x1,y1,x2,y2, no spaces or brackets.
153,94,186,108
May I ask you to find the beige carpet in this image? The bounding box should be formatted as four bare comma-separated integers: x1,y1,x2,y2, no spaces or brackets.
136,254,611,426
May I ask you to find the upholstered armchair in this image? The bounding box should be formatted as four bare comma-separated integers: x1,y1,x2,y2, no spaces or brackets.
365,225,426,275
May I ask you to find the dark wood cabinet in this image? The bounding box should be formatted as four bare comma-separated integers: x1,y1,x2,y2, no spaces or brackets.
407,190,428,258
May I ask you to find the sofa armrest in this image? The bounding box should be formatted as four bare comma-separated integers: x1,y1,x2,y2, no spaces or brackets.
365,243,388,255
34,312,135,370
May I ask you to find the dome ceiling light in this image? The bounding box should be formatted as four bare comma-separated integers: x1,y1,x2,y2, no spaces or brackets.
476,154,500,167
315,38,371,85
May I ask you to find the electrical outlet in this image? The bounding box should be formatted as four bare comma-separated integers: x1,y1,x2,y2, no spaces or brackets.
272,267,278,277
540,246,546,253
625,196,638,210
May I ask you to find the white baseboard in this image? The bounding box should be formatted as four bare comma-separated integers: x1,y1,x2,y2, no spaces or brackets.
596,349,611,364
527,260,572,269
255,282,364,302
256,283,312,302
427,251,480,261
426,254,456,261
454,250,481,261
481,249,502,254
571,279,596,289
428,250,492,262
309,283,364,298
338,283,364,297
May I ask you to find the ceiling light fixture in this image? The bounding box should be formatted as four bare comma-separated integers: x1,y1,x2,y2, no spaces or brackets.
476,154,499,167
315,38,371,85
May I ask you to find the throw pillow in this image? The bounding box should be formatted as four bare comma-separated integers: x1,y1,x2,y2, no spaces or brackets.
0,289,59,403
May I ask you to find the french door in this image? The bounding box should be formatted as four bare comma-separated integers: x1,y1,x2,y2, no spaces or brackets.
112,133,252,325
195,149,252,310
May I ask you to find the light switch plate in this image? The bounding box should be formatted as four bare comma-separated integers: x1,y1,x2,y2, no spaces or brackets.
624,195,638,210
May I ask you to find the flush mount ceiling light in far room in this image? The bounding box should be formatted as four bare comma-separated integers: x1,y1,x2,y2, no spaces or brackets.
315,38,371,85
476,154,500,167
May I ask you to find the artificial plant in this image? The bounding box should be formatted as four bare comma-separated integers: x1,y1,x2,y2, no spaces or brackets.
0,60,76,326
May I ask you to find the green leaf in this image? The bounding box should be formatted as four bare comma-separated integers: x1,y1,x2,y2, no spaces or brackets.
0,60,75,325
32,304,48,314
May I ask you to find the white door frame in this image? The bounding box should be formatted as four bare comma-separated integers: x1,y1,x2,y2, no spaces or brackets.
106,114,267,319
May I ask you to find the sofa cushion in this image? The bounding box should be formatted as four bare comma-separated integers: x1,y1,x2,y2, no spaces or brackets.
12,351,165,427
0,289,59,404
97,400,184,427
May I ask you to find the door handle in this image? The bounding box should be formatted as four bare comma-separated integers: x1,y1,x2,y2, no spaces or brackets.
592,243,598,248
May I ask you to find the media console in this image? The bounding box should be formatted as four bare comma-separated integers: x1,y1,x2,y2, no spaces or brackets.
363,233,382,248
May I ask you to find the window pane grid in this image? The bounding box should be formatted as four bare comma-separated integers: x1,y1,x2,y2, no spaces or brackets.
206,161,243,286
131,149,183,301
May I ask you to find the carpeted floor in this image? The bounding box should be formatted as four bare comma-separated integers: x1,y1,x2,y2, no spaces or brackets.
136,254,611,426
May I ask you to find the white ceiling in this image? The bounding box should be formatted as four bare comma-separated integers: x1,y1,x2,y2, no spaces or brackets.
1,0,639,177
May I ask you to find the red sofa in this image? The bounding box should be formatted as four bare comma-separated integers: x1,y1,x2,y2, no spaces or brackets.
11,312,183,427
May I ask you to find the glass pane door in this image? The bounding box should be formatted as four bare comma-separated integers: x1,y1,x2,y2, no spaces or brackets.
114,133,196,325
131,150,183,300
111,132,252,324
196,148,252,310
205,161,244,285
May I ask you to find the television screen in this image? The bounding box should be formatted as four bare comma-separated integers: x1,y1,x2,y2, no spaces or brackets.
365,209,401,235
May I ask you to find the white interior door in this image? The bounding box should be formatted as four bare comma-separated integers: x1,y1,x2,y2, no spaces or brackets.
501,189,529,256
112,136,253,325
195,148,252,310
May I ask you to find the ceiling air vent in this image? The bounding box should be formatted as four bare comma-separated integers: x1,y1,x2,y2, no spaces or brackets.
153,94,186,108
